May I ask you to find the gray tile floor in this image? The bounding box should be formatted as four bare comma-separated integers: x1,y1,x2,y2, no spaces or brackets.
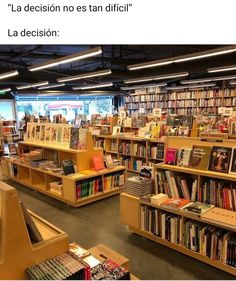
4,179,235,280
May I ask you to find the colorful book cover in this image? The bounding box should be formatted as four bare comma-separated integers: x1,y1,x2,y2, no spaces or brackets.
230,148,236,173
178,126,189,137
40,125,45,141
92,154,105,171
35,125,41,141
78,128,88,150
56,126,63,143
44,124,51,142
26,123,31,140
165,148,177,165
62,126,70,144
208,146,232,173
177,148,192,167
51,125,57,142
30,124,36,141
70,127,80,149
181,201,215,215
188,145,212,170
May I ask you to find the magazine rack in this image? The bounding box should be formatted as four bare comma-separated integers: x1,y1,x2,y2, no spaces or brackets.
0,181,68,279
2,132,126,207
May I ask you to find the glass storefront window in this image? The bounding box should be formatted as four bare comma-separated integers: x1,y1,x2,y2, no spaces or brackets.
0,100,15,120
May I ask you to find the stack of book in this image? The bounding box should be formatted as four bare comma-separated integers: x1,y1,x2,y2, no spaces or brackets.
125,176,153,197
26,251,89,280
76,177,103,199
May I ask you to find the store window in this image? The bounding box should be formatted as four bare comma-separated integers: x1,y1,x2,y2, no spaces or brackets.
0,100,15,120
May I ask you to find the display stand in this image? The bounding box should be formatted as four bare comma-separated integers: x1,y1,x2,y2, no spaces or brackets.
0,181,69,279
1,132,126,207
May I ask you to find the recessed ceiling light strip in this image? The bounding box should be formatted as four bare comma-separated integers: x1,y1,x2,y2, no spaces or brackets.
16,81,49,90
0,70,19,80
38,83,65,90
73,82,113,90
57,69,112,83
207,65,236,73
0,87,11,94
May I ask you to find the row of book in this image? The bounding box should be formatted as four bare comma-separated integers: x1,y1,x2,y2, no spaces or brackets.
140,205,236,267
199,179,236,211
147,144,165,160
176,100,198,107
119,157,132,170
165,145,236,174
198,98,222,107
224,97,236,106
118,142,131,155
133,159,145,171
133,144,146,157
104,173,125,190
76,177,103,199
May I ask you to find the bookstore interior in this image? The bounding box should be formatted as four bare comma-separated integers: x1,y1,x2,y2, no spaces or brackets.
2,44,236,280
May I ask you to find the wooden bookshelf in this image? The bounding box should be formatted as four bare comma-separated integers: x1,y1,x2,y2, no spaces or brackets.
124,88,236,115
94,135,166,173
1,133,126,207
120,193,236,276
0,181,69,279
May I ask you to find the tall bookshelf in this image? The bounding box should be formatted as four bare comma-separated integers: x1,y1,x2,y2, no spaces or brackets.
1,133,126,207
120,137,236,276
94,135,166,173
124,88,236,115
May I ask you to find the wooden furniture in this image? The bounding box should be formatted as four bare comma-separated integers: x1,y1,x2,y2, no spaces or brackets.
94,135,166,173
120,136,236,276
90,116,118,135
124,87,236,115
0,181,69,279
1,133,126,207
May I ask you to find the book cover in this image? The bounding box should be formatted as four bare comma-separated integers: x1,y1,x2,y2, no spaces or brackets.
165,148,177,165
44,124,51,142
78,128,88,150
62,159,75,175
92,154,105,171
161,197,190,210
40,125,46,141
62,126,70,144
188,145,212,170
70,127,80,149
177,148,192,167
30,124,36,141
201,207,236,228
104,154,114,169
35,125,41,141
182,201,215,215
50,125,57,142
178,126,189,137
56,126,63,143
230,148,236,173
208,146,232,173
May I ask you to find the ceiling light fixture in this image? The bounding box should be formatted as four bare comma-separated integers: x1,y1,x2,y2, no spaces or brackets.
121,82,167,90
28,47,102,72
73,82,113,90
181,74,236,84
0,70,19,80
16,81,49,90
230,81,236,85
0,87,11,94
38,83,65,90
128,46,236,71
124,72,189,84
57,69,112,83
207,65,236,73
166,83,216,91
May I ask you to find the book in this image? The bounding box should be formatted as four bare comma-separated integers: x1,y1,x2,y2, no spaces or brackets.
62,159,75,175
92,154,105,171
104,154,114,169
56,126,63,142
70,127,80,149
62,126,70,144
78,128,88,150
189,145,212,170
151,193,168,205
165,148,177,165
44,124,51,141
176,148,192,167
161,197,190,210
201,207,236,229
50,125,57,142
230,148,236,173
208,146,232,173
40,125,46,141
182,201,215,215
178,126,189,137
35,125,41,141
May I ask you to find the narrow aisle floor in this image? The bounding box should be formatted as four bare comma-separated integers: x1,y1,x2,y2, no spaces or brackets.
6,180,235,280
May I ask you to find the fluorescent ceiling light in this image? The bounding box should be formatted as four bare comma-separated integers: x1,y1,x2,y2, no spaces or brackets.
124,72,189,84
57,69,112,83
128,46,236,71
230,81,236,85
181,74,236,84
166,83,216,91
0,70,19,80
73,82,113,90
28,47,102,72
207,65,236,73
121,82,167,90
38,83,65,90
0,87,11,94
16,81,49,90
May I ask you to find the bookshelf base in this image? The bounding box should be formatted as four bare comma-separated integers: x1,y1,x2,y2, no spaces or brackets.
128,226,236,276
5,175,124,207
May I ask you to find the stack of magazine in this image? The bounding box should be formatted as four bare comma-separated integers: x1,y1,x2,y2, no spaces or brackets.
125,176,153,197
